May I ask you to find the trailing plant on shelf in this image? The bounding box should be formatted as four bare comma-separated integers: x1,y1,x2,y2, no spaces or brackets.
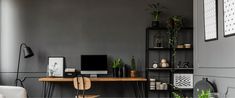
167,16,183,57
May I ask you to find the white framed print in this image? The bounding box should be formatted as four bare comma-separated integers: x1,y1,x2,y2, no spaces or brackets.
48,57,65,77
224,0,235,37
174,74,193,89
203,0,218,41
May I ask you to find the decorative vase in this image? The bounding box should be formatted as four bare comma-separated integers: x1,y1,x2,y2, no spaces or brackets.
152,21,160,27
130,70,137,78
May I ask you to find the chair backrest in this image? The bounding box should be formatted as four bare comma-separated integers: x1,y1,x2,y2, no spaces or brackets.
73,77,91,90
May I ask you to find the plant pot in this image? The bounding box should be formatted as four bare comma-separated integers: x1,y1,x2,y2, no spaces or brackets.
130,70,137,78
152,21,160,27
118,67,123,77
112,68,118,77
122,65,126,77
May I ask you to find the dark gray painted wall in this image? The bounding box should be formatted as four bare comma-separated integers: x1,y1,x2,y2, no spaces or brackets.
194,0,235,97
1,0,193,97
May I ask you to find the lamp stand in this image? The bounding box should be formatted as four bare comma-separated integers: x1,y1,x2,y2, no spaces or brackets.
15,43,26,87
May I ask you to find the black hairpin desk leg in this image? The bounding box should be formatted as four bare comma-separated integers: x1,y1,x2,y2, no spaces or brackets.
42,82,55,98
133,81,145,98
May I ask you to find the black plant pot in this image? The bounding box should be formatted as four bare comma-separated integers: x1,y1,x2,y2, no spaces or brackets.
113,68,118,77
118,67,123,77
152,21,160,27
122,65,126,77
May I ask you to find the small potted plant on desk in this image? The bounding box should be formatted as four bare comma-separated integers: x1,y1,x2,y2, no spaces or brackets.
130,56,137,78
112,58,122,77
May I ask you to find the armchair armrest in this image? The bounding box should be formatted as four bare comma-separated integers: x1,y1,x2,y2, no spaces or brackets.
0,86,27,98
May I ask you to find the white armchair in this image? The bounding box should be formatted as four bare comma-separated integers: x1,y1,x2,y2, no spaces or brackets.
0,86,27,98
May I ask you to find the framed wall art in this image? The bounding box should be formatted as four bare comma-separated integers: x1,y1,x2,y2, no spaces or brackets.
174,74,193,89
203,0,218,41
224,0,235,37
48,56,65,77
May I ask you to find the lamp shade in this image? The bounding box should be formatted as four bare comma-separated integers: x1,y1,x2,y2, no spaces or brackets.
23,46,34,58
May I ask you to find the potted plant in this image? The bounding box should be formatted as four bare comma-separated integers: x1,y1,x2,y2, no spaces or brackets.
170,84,191,98
198,90,211,98
112,58,122,77
148,2,163,27
130,56,137,78
172,92,184,98
167,16,183,57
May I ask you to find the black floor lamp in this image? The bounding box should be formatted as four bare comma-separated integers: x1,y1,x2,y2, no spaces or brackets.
15,43,34,87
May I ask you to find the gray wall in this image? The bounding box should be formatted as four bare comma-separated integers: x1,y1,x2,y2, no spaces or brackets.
1,0,193,97
194,0,235,97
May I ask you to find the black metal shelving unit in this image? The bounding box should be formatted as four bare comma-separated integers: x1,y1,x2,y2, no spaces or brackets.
145,27,194,98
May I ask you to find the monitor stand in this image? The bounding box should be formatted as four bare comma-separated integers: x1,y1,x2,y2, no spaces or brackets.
90,74,98,78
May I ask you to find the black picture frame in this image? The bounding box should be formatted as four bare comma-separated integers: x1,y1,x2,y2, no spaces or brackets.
223,0,235,37
48,56,65,77
203,0,218,41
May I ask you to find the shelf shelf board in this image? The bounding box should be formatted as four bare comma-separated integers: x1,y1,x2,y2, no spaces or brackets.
174,88,193,91
147,27,193,30
147,68,194,71
175,48,193,50
148,48,170,50
174,68,194,70
147,68,173,71
149,90,171,92
148,48,193,51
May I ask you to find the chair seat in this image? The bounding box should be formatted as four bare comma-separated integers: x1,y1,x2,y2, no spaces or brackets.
76,95,100,98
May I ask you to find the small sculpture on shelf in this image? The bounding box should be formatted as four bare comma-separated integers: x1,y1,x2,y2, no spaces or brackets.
176,61,182,68
152,63,158,68
157,82,168,90
152,60,158,68
177,61,190,68
153,33,163,48
160,58,169,68
184,44,191,48
176,44,192,49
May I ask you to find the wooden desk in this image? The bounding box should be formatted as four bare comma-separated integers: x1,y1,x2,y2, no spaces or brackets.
39,77,147,82
39,77,147,98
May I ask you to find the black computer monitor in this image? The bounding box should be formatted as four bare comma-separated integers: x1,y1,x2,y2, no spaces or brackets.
80,55,108,77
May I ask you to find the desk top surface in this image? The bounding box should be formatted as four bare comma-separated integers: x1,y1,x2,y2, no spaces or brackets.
39,77,147,82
